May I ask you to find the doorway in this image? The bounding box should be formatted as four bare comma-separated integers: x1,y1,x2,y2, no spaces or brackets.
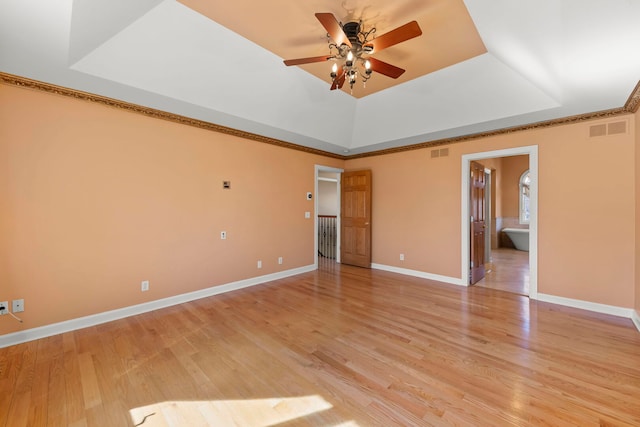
315,165,343,268
461,146,538,299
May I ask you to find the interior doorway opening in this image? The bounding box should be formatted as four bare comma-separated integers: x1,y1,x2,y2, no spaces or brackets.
461,146,538,299
315,165,343,268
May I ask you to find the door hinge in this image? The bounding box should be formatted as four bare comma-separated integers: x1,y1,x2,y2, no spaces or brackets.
470,261,474,268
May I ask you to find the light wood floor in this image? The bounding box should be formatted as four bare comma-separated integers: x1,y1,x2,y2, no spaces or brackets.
475,248,530,295
2,263,640,426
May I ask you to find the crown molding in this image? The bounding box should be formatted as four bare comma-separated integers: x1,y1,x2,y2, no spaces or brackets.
351,80,640,159
2,72,638,160
624,80,640,113
0,72,345,160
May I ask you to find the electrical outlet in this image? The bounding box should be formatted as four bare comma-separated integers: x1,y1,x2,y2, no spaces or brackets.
12,299,24,313
257,260,262,269
221,231,227,240
141,280,149,292
0,301,8,315
400,254,405,261
278,257,283,265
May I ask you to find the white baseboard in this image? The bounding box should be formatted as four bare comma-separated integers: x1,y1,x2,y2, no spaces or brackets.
370,266,638,329
0,265,316,349
371,263,465,286
632,310,640,332
536,293,634,319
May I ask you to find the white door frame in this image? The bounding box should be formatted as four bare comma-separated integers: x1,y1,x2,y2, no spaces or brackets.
461,146,538,299
315,165,344,267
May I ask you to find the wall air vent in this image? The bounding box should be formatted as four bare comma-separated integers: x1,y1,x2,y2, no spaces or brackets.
607,121,627,135
431,147,449,158
589,124,607,137
589,120,627,137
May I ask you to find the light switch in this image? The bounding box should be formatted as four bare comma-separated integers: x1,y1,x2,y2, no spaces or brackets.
305,212,311,219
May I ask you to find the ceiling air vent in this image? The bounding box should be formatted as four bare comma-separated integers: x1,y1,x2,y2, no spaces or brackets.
589,120,627,137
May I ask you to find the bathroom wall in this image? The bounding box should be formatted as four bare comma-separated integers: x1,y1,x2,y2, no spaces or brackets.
497,155,529,247
499,155,529,228
472,156,529,249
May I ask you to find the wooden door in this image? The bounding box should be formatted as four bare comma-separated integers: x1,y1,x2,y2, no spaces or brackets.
341,170,372,268
470,161,486,284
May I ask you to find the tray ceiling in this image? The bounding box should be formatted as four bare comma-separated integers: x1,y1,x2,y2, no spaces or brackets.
1,0,639,155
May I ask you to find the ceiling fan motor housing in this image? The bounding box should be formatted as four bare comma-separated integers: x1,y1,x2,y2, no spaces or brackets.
342,21,364,52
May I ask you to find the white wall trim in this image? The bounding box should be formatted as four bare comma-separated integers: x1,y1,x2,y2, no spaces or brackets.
632,310,640,332
537,293,634,319
371,263,465,286
372,264,638,328
0,265,316,349
461,146,538,299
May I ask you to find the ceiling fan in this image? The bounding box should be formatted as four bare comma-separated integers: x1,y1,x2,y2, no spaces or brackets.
284,13,423,92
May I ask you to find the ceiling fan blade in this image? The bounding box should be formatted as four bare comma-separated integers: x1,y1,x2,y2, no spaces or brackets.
315,13,352,48
368,57,405,79
330,68,346,90
283,55,333,66
366,21,422,53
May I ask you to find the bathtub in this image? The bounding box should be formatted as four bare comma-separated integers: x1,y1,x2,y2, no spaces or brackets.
503,228,529,251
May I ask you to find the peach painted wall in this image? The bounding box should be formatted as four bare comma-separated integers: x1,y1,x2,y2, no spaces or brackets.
345,147,463,277
0,84,342,335
499,155,529,219
636,107,640,315
1,82,637,338
346,116,636,308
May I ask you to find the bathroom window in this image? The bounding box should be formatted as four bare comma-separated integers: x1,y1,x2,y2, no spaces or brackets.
519,170,531,224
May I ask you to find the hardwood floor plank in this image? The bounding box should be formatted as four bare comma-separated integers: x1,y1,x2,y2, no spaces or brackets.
5,392,31,427
1,262,640,426
63,345,87,425
45,354,67,427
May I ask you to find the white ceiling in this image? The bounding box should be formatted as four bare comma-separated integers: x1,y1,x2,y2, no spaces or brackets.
1,0,639,156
